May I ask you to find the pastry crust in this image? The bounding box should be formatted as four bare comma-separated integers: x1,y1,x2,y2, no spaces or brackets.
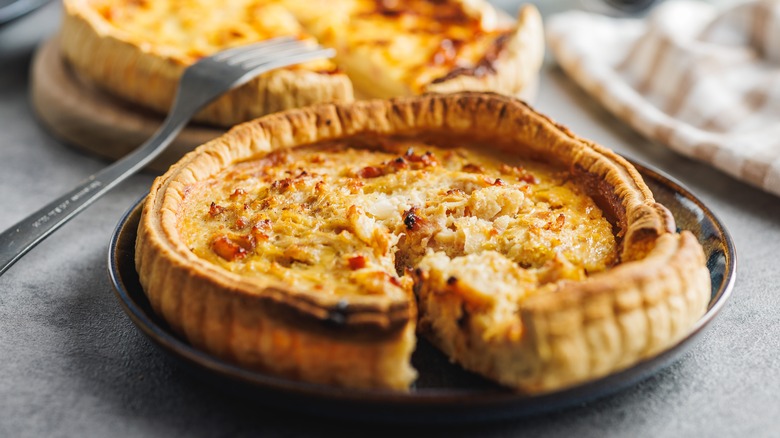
136,92,710,391
59,0,543,127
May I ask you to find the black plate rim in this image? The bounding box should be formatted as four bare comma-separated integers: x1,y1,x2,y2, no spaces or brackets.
107,160,736,417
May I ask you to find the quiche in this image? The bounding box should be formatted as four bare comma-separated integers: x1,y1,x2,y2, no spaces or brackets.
59,0,543,127
135,92,711,392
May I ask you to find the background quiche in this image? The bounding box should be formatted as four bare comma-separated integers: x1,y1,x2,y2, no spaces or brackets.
135,92,711,392
60,0,543,127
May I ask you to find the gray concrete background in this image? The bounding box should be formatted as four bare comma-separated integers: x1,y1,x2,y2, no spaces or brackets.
1,2,778,436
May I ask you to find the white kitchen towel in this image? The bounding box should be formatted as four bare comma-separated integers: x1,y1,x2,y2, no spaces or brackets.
547,0,780,197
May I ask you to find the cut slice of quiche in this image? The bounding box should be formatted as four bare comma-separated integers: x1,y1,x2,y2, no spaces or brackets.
59,0,543,127
280,0,543,98
135,93,711,392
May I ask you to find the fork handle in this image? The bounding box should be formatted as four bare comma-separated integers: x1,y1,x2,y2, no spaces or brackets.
0,110,192,276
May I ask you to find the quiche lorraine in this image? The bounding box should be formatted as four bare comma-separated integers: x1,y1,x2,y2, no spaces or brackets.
135,93,711,392
60,0,543,127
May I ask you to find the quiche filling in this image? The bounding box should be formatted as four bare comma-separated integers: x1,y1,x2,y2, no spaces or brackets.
88,0,334,70
178,139,617,320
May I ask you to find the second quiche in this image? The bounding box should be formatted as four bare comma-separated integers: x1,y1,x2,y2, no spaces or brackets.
60,0,544,126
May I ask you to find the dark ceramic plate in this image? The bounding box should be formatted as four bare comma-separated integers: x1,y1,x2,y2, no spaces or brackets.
108,161,736,423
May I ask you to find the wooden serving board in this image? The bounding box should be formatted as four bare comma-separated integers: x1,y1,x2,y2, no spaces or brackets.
30,37,225,173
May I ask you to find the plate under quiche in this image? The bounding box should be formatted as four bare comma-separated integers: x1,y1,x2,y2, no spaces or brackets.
135,92,711,393
59,0,543,127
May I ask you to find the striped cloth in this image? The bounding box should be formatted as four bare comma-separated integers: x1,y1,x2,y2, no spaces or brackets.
547,0,780,197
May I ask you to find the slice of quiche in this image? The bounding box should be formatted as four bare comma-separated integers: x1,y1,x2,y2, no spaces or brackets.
280,0,544,98
135,93,711,392
59,0,543,127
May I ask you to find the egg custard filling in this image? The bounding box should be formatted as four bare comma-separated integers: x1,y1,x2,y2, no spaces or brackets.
88,0,331,70
179,139,617,321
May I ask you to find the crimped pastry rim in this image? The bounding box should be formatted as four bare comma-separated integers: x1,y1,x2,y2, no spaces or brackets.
139,92,662,322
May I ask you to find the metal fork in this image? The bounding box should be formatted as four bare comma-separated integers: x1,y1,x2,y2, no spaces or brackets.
0,37,334,275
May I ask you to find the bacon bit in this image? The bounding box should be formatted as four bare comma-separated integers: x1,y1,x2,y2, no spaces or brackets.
234,217,247,229
402,207,426,231
492,178,505,186
357,166,384,178
404,149,438,166
390,156,408,170
229,188,246,198
446,188,464,196
421,152,438,166
315,181,326,193
544,214,566,231
296,170,309,179
519,173,538,184
499,164,537,183
211,236,250,261
462,163,484,173
388,275,402,287
271,178,293,192
208,202,224,217
347,255,367,270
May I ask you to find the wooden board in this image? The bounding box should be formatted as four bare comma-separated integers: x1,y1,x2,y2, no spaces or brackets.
30,37,225,173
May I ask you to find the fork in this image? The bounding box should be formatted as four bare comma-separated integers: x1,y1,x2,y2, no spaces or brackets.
0,36,334,275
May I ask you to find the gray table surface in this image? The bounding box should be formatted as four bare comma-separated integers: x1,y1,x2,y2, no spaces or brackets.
1,2,778,437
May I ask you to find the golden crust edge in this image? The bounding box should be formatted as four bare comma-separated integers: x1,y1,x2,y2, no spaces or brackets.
136,92,710,391
59,0,354,127
423,5,545,98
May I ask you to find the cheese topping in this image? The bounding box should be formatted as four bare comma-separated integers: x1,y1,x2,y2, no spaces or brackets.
178,139,617,302
89,0,330,68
